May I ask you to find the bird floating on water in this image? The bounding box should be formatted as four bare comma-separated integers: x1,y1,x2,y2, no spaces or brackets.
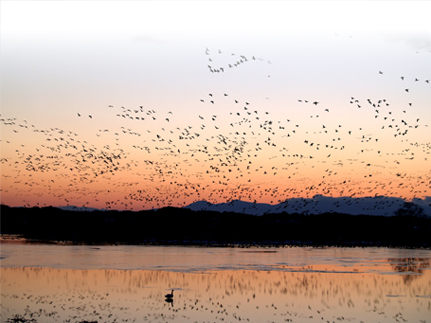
165,290,174,299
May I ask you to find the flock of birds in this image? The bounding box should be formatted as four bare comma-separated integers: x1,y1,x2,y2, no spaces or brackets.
1,46,430,211
2,266,429,323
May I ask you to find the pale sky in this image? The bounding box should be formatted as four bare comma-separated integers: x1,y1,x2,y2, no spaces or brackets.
1,1,431,210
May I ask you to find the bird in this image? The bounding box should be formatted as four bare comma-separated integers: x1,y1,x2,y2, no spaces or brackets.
165,290,174,299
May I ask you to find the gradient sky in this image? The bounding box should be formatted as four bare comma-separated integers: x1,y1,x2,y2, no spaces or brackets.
1,1,430,210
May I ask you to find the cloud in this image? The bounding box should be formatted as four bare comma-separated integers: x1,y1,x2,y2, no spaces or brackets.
378,31,431,52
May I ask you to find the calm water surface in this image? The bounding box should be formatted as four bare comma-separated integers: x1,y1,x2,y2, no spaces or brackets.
1,243,430,323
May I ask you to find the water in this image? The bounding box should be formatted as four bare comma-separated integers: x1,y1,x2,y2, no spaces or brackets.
1,242,431,322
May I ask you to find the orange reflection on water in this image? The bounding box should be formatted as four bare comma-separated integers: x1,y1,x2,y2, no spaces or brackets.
1,265,430,323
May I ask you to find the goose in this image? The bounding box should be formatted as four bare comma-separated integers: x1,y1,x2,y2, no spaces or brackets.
165,290,174,299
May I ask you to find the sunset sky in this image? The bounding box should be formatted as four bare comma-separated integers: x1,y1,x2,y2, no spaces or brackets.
1,1,430,210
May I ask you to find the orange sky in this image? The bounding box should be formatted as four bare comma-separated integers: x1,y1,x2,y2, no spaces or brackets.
1,1,430,210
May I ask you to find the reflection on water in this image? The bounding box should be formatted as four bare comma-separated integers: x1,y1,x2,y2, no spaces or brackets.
2,263,430,323
2,243,431,273
388,258,431,284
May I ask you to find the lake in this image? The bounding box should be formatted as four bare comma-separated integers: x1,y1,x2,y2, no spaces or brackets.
1,242,430,323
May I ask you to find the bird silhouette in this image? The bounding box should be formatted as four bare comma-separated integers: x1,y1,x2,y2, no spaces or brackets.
165,290,174,299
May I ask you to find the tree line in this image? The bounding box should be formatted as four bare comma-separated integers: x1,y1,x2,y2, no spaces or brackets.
1,203,430,248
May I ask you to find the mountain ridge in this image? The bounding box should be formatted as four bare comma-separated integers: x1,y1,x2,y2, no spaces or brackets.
50,195,431,217
184,195,431,217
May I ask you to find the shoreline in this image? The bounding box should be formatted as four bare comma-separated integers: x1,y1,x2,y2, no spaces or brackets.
2,235,429,250
2,205,430,249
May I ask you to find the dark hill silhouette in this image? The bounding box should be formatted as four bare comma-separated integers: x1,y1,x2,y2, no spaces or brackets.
1,204,430,248
185,196,431,217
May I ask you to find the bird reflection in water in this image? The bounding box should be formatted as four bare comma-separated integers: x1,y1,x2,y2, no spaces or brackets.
165,289,174,306
388,258,431,284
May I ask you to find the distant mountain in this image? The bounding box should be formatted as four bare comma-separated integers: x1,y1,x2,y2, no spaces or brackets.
55,195,431,217
185,195,431,217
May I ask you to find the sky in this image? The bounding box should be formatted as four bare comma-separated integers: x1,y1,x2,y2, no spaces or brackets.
1,1,431,210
